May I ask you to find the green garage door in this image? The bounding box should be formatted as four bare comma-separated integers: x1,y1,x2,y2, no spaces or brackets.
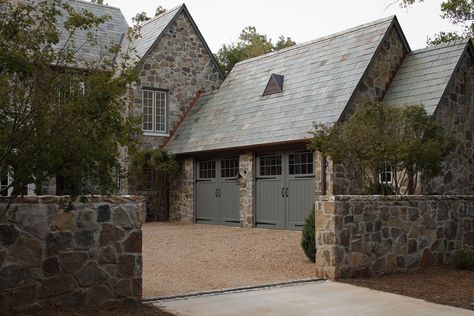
196,158,240,226
256,152,315,230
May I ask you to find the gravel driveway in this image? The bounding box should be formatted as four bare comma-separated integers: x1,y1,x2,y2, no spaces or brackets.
142,222,315,298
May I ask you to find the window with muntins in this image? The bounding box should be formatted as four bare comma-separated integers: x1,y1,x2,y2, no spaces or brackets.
221,158,239,178
142,89,167,133
380,168,392,183
289,152,314,175
259,155,282,176
0,176,8,196
199,161,216,179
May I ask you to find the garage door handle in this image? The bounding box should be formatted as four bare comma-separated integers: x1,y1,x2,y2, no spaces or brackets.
215,188,218,197
218,188,222,197
285,187,288,197
281,188,285,197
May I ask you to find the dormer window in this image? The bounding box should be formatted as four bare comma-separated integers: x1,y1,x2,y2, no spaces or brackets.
262,74,284,96
142,88,168,134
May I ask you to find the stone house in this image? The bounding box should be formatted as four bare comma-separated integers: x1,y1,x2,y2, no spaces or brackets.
4,1,472,232
163,16,474,230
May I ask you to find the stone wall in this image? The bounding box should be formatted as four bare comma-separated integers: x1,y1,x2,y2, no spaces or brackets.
239,152,254,228
0,196,145,312
169,158,194,223
334,26,408,195
132,11,223,149
315,195,474,279
425,52,474,195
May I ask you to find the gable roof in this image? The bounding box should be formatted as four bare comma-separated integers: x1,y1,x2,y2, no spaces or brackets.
57,0,128,64
121,3,224,79
165,16,401,155
383,39,471,114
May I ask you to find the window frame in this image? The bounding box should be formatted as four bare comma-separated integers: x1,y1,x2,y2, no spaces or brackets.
142,87,169,136
380,168,393,184
288,152,314,176
198,160,216,180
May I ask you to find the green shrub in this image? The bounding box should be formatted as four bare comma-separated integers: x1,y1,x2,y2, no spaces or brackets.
301,207,316,263
453,246,474,270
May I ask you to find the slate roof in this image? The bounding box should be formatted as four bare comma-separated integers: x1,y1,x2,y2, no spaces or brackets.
127,5,183,60
56,0,128,64
383,39,470,114
165,16,402,154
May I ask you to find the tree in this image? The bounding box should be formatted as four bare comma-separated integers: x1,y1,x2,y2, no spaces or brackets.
399,0,473,45
309,103,457,195
155,5,166,17
0,0,141,199
216,26,296,74
128,149,179,221
132,6,167,24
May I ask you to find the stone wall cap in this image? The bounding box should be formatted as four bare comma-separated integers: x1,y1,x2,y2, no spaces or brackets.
0,195,146,204
328,195,474,201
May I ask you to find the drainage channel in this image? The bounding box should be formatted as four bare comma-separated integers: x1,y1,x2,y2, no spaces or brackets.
143,278,326,303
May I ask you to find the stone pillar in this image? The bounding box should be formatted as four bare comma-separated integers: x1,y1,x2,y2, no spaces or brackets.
169,158,194,223
315,198,339,279
239,152,254,228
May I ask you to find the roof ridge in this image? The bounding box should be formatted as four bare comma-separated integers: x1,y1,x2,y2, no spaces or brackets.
410,38,470,54
67,0,122,11
234,15,396,67
138,4,183,27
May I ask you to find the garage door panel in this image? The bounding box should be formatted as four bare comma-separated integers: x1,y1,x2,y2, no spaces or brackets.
219,180,240,226
287,178,315,230
256,179,285,229
196,181,219,224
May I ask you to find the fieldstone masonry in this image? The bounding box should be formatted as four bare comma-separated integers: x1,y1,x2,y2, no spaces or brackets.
426,53,474,195
131,11,223,149
0,196,145,312
239,152,254,228
315,195,474,279
335,27,408,195
169,158,194,223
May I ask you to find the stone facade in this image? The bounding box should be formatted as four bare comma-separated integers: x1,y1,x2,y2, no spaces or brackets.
0,196,145,312
425,53,474,195
131,11,223,150
334,27,408,195
315,195,474,279
239,152,254,228
169,158,194,223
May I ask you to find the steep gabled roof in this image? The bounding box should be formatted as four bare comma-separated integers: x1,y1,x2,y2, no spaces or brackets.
384,39,471,114
165,16,399,154
57,0,128,64
121,4,224,78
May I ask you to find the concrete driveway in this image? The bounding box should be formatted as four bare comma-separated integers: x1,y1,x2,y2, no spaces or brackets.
155,281,474,316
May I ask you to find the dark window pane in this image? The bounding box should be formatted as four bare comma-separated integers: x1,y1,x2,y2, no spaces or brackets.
288,152,314,175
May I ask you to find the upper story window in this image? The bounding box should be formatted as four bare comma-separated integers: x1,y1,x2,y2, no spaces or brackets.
142,88,167,134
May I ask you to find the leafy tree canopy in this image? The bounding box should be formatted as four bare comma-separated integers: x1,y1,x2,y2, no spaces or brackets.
216,26,296,74
132,5,166,24
0,0,141,198
309,103,457,195
128,148,179,221
399,0,474,45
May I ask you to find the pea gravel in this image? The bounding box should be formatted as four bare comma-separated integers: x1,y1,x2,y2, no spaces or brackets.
142,222,316,298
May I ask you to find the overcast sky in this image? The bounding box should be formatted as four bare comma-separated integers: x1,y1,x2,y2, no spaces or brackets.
104,0,459,52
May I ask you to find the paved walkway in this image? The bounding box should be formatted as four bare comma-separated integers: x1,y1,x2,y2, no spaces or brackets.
156,281,474,316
